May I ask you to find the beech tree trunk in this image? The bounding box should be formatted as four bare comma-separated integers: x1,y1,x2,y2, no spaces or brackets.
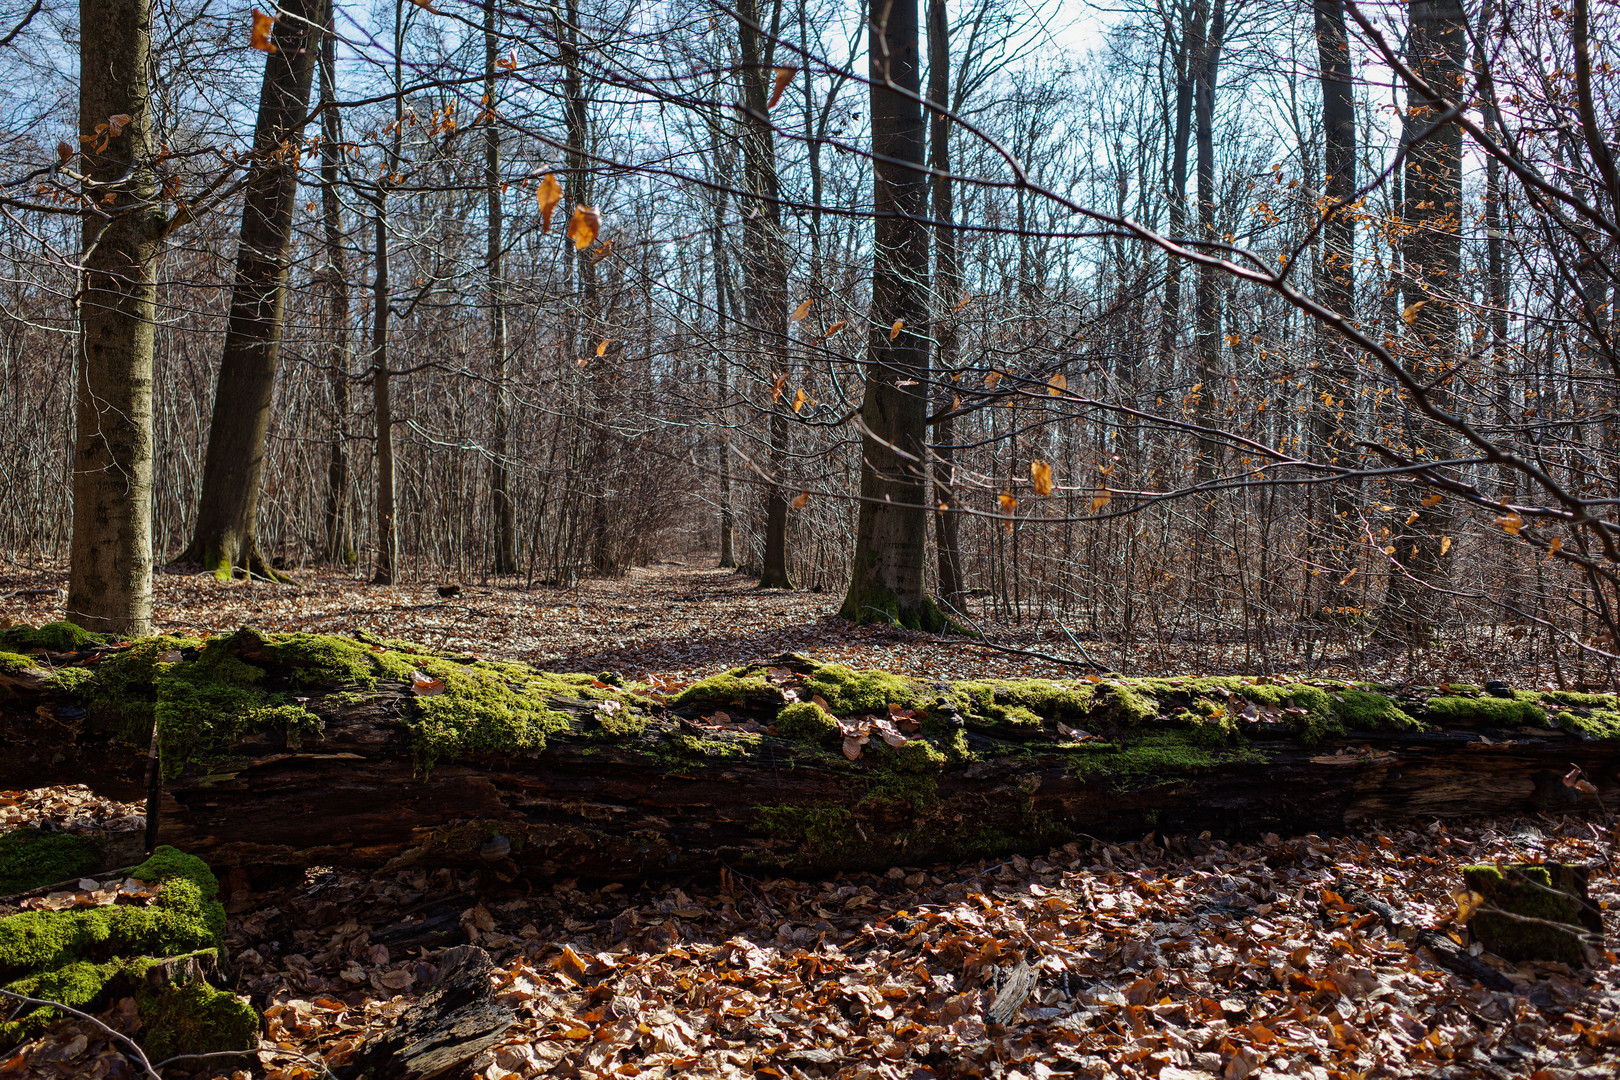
485,0,518,577
842,0,942,629
319,16,354,568
928,0,964,609
181,0,326,581
68,0,160,636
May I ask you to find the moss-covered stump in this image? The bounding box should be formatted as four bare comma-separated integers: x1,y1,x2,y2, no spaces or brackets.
0,845,258,1059
1463,862,1605,967
1,623,1619,883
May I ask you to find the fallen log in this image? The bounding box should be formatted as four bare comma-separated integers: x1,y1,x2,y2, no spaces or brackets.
1,625,1618,884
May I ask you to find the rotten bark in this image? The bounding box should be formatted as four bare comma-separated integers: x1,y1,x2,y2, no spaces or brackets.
2,639,1617,885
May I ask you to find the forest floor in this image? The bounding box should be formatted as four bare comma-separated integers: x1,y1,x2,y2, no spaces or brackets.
2,560,1619,1079
0,556,1599,691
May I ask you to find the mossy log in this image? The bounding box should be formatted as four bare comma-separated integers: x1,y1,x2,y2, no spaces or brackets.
1,626,1619,883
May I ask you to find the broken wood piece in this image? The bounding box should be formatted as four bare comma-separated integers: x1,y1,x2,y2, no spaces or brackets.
1334,880,1513,992
339,945,514,1080
1461,862,1603,966
985,960,1040,1025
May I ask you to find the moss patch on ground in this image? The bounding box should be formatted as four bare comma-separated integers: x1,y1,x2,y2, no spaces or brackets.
1426,692,1548,728
1464,863,1598,967
0,845,255,1056
0,831,103,896
0,622,97,655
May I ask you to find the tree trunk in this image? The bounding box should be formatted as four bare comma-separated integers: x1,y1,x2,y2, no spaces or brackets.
1308,0,1357,616
841,0,942,629
1191,0,1226,481
180,0,325,581
1381,0,1467,641
485,0,518,576
3,634,1617,884
928,0,964,609
1156,0,1200,374
371,0,406,587
319,16,354,568
68,0,161,635
735,0,793,590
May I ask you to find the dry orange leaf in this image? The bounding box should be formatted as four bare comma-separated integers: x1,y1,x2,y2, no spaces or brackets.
1089,490,1112,514
768,66,797,110
889,319,904,340
410,670,445,696
985,370,1003,388
791,388,807,414
1030,460,1053,497
997,491,1017,514
536,174,562,231
770,372,789,401
567,204,601,250
790,298,812,322
1547,535,1563,559
823,320,846,338
1439,536,1452,556
595,338,610,357
1047,373,1066,396
1401,299,1429,324
1421,491,1443,506
790,490,809,510
952,294,973,312
1496,511,1523,536
250,8,276,52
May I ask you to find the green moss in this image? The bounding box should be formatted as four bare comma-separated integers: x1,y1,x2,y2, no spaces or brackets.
257,630,417,687
1463,863,1594,966
1330,686,1421,731
777,702,838,745
1426,693,1547,727
0,650,41,678
887,738,947,773
672,669,781,712
0,846,236,1047
0,831,103,896
1063,730,1263,782
670,730,762,759
132,976,259,1061
403,657,580,770
0,622,94,654
805,665,923,715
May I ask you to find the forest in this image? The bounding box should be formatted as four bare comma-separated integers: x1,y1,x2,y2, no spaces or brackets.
3,0,1620,1075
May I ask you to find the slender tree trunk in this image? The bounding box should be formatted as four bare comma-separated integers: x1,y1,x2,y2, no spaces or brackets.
1157,0,1200,373
1191,0,1226,481
371,0,405,586
1308,0,1357,616
68,0,160,634
735,0,793,589
840,0,942,629
1381,0,1467,640
486,0,517,575
709,143,738,569
318,15,354,567
927,0,963,607
180,0,325,580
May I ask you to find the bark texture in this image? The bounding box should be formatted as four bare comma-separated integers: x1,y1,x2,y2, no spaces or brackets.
842,0,942,629
182,0,326,580
68,0,161,636
3,631,1617,885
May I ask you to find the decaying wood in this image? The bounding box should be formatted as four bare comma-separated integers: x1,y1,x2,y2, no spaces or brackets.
2,629,1618,886
339,945,513,1080
1334,880,1514,992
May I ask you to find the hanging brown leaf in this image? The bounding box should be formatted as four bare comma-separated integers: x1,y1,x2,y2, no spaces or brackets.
406,0,439,12
1401,299,1429,324
790,298,812,322
567,204,601,250
1047,373,1066,396
595,338,611,357
1089,489,1112,514
953,294,973,312
770,372,789,401
1439,536,1452,556
105,114,132,138
1546,535,1563,559
1338,567,1357,585
536,174,562,231
1030,460,1054,497
768,66,797,110
791,388,807,414
1496,511,1523,536
889,319,904,340
997,491,1017,514
985,370,1003,388
250,8,276,52
790,490,809,510
1404,510,1418,526
822,320,846,338
55,141,73,163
